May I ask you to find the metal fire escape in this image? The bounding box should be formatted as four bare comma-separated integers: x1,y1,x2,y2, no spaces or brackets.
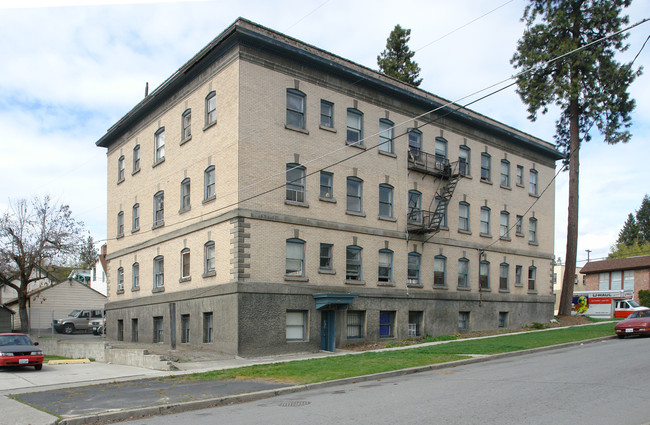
407,149,463,235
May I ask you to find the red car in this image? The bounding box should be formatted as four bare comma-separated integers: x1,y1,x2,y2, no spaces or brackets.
0,333,44,370
615,310,650,339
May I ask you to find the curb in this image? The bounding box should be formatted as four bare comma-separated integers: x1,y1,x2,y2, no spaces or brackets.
57,335,615,425
48,359,91,365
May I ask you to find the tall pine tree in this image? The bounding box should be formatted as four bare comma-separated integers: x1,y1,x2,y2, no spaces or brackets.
511,0,641,316
377,25,422,86
617,213,639,246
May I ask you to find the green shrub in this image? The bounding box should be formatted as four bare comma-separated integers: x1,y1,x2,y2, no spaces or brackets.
528,322,550,330
639,290,650,308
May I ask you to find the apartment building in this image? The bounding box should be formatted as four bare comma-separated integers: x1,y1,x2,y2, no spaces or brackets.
97,19,562,356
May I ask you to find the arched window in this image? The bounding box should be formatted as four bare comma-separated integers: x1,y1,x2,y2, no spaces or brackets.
181,108,191,141
346,176,363,213
407,252,421,285
434,255,446,286
180,248,190,280
286,163,306,203
154,127,165,163
379,119,394,153
378,184,394,218
346,108,363,144
286,89,306,129
479,260,490,289
459,201,470,231
204,241,215,274
378,249,393,282
286,238,305,276
458,258,469,288
346,245,362,281
408,190,422,224
180,178,190,212
153,191,164,228
480,152,491,182
205,91,216,126
153,256,164,289
459,145,470,176
204,166,215,201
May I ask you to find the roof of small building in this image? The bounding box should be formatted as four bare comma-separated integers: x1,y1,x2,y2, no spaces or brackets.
580,255,650,274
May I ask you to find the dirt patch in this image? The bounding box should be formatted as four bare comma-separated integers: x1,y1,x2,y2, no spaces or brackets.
344,316,598,352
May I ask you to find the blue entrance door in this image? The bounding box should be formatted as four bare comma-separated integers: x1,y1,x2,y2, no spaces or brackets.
320,310,335,352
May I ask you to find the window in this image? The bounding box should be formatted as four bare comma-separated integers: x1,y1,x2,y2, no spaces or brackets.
480,153,491,182
528,266,537,291
285,238,305,277
153,255,164,289
516,165,524,186
529,217,538,243
498,312,508,328
204,241,215,274
319,243,333,270
286,310,307,341
133,145,141,173
117,267,124,292
515,265,523,286
346,245,362,281
408,311,423,337
153,316,163,343
117,320,124,341
379,311,395,338
458,258,469,288
500,211,510,238
153,191,164,227
378,184,394,218
515,215,523,236
117,211,124,237
181,248,191,280
378,119,394,154
500,160,510,187
286,89,306,129
408,129,422,161
346,109,363,145
435,137,447,162
347,311,364,338
434,255,446,286
598,272,609,290
181,314,190,343
132,263,139,290
203,312,213,343
346,177,363,213
286,163,306,203
154,127,165,163
378,249,393,282
623,270,635,290
320,100,334,128
500,263,509,290
480,207,490,235
180,178,191,211
611,270,622,289
118,156,125,182
131,319,138,342
479,260,490,289
458,312,470,331
205,91,216,127
435,196,447,227
408,190,422,224
408,252,421,285
182,109,191,141
320,171,333,199
459,202,470,232
132,204,140,231
459,145,470,176
204,166,215,201
529,170,538,195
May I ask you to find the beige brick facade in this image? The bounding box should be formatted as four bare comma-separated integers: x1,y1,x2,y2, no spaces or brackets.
98,19,561,356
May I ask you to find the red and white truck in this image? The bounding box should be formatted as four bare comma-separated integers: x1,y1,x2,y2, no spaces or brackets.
571,290,649,318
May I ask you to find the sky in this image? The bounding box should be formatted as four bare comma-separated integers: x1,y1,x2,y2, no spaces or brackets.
0,0,648,265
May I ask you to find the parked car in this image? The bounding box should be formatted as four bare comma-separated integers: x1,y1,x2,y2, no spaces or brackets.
0,333,44,370
53,309,104,334
615,310,650,338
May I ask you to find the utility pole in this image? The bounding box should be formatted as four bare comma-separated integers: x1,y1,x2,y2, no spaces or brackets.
585,249,592,262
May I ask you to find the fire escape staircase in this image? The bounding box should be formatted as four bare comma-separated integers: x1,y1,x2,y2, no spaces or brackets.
407,150,463,235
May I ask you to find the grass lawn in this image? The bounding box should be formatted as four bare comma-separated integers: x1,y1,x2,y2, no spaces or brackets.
180,322,615,385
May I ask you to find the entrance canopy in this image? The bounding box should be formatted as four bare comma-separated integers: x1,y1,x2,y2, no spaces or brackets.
313,293,358,310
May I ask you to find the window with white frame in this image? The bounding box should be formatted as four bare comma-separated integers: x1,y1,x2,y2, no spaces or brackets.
623,270,635,290
154,127,165,163
480,207,490,235
378,119,394,154
408,252,421,285
515,265,523,286
286,163,306,203
117,211,124,237
529,217,538,243
459,145,470,176
132,262,139,290
611,270,622,289
118,156,125,182
205,91,216,127
346,177,363,213
180,178,191,212
320,100,334,128
434,255,446,286
346,245,362,281
132,203,140,231
320,171,333,199
598,272,609,290
500,160,510,187
408,129,422,161
346,311,364,338
529,169,538,195
378,184,394,218
480,153,491,182
346,108,363,145
500,211,510,238
408,190,422,224
479,260,490,289
153,191,164,227
458,258,469,288
528,266,537,291
153,256,164,289
285,238,305,277
117,267,124,292
435,137,447,162
286,310,307,341
181,248,190,280
319,243,333,270
500,263,509,290
204,241,215,274
286,89,306,129
459,202,470,232
516,165,524,186
182,109,191,141
515,215,523,235
133,145,140,173
204,166,215,201
378,249,393,283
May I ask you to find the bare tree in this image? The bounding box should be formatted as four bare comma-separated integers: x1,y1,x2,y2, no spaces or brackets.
0,196,85,332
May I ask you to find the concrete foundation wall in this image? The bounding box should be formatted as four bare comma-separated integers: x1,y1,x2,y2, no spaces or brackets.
36,339,107,362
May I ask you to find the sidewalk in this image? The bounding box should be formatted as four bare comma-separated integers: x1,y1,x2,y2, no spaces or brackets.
3,325,615,425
